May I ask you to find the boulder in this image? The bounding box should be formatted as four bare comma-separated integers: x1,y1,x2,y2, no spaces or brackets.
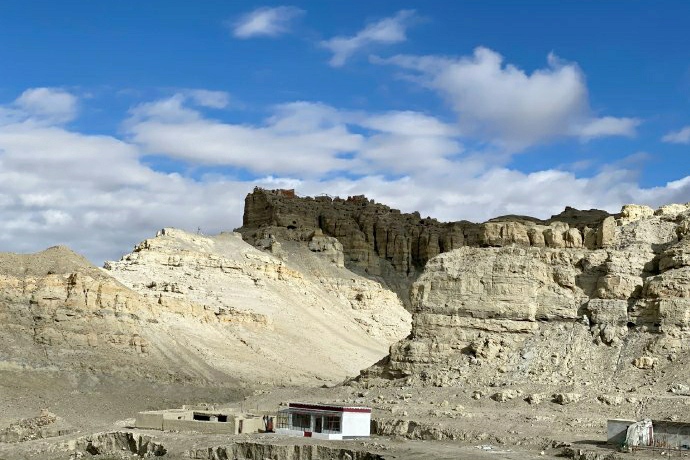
620,204,654,225
553,393,581,405
632,356,657,369
492,389,519,402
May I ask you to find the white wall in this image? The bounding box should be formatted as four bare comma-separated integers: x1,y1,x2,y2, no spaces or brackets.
341,411,370,437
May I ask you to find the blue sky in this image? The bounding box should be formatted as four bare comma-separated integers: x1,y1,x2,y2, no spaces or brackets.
1,1,689,262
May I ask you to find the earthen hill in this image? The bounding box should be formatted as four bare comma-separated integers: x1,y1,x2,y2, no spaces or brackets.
3,187,690,459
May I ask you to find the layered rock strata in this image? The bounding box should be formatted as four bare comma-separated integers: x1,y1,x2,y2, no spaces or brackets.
0,246,169,380
0,230,410,385
239,188,614,304
241,188,613,273
360,203,690,388
106,228,411,383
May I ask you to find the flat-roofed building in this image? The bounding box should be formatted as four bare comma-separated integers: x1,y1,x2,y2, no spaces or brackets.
276,402,371,440
135,407,265,435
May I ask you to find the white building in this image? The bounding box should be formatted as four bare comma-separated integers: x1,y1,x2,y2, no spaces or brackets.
276,402,371,440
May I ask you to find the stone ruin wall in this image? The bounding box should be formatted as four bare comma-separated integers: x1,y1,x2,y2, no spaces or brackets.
240,187,615,278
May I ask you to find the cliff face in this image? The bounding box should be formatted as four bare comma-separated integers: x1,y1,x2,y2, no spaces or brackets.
106,228,410,384
239,188,614,304
0,246,172,380
241,188,467,278
362,203,690,389
237,188,690,394
0,229,410,386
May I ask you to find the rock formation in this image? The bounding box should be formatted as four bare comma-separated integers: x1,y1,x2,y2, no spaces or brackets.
359,202,690,389
239,188,690,391
239,188,614,305
0,229,410,386
106,228,410,383
0,246,167,380
240,189,468,279
0,410,73,443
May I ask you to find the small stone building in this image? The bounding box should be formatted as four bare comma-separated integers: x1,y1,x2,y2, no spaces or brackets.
135,407,264,435
608,419,690,451
276,402,371,440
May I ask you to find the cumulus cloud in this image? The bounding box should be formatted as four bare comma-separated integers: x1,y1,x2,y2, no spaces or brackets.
127,96,466,177
0,88,686,266
356,111,461,174
359,110,458,137
321,10,418,67
15,87,78,123
231,6,304,39
0,87,78,125
662,126,690,144
127,98,364,176
376,47,640,149
0,95,254,263
575,116,640,140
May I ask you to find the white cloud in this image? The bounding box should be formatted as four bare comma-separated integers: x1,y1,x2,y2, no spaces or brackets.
356,111,462,174
127,96,465,177
267,101,346,133
359,110,458,137
0,88,686,268
359,134,460,174
575,116,640,140
0,87,78,125
128,94,201,123
14,87,78,123
186,89,230,109
127,98,364,176
0,109,253,263
662,126,690,144
377,47,640,149
232,6,304,39
321,10,417,67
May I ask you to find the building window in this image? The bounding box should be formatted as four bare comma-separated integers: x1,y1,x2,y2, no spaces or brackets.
292,413,311,430
324,415,341,433
276,412,289,429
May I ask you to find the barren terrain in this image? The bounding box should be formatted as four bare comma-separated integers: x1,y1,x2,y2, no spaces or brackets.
3,189,690,459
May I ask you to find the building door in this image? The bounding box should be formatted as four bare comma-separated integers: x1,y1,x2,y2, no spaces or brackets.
315,417,322,433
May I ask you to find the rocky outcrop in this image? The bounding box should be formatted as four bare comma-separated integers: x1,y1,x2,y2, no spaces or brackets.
0,229,410,386
0,246,168,380
0,410,74,443
240,189,469,278
105,228,411,383
240,190,613,269
69,431,166,457
188,442,385,460
360,202,690,389
239,188,613,305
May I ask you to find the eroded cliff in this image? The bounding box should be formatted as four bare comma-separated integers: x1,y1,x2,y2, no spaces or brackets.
359,203,690,390
0,229,410,387
238,188,614,305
